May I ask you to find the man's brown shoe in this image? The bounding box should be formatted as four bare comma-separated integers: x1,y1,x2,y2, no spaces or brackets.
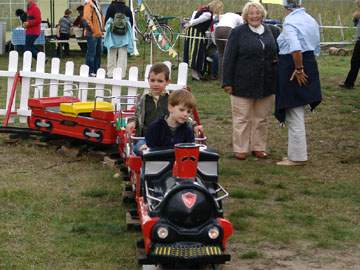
276,159,306,166
235,153,247,160
252,151,269,159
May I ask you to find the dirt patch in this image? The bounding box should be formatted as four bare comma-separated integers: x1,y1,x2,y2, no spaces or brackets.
224,243,360,270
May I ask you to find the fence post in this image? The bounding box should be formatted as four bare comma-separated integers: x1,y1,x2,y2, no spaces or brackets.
6,50,18,123
318,13,324,42
95,68,106,101
112,67,122,108
144,64,152,81
49,58,60,97
64,61,75,96
34,52,46,98
18,51,32,123
177,62,188,86
127,66,139,109
164,61,172,80
337,14,345,41
79,65,89,101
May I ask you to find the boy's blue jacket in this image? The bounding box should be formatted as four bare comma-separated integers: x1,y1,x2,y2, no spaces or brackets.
104,17,134,53
145,118,195,149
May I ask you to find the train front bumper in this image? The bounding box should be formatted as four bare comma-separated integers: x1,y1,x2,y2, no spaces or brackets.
138,243,231,265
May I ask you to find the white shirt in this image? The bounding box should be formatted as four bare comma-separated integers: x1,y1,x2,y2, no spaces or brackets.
217,12,243,28
189,11,212,27
277,8,320,56
249,24,264,35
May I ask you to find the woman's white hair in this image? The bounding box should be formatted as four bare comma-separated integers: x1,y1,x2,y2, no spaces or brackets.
242,2,267,22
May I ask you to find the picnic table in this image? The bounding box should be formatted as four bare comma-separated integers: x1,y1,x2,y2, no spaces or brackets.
11,28,45,46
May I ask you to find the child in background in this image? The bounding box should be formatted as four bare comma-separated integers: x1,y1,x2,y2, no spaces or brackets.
57,9,73,57
145,90,196,149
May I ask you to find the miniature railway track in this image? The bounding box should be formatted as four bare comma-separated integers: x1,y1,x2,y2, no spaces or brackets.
0,126,46,136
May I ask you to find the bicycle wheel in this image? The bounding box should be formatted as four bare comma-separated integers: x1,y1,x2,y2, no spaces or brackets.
152,24,174,51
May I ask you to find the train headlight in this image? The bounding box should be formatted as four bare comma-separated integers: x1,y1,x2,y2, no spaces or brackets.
208,226,220,240
157,227,169,239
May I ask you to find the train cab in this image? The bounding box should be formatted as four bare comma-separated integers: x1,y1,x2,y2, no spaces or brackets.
135,143,233,267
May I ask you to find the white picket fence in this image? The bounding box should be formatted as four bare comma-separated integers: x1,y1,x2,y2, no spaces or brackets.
0,51,188,124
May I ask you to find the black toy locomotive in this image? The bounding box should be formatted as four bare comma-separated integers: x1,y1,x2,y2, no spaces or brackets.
125,142,233,269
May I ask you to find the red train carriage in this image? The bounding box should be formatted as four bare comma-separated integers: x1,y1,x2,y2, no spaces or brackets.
27,96,118,144
27,94,137,146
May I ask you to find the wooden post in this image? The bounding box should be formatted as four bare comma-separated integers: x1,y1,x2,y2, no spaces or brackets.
18,51,32,123
34,52,46,98
6,51,18,123
337,14,345,41
111,67,122,108
95,68,106,101
318,13,324,42
129,0,140,56
150,40,153,65
127,66,139,109
49,58,60,97
79,65,89,101
63,61,74,96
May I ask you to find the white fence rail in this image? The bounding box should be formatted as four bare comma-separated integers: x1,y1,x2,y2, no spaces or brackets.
0,51,188,123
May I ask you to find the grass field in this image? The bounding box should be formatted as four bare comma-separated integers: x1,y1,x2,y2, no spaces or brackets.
0,41,360,269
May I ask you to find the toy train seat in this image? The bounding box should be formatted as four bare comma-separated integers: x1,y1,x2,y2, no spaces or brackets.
60,101,113,117
140,146,222,213
143,146,219,187
28,96,118,144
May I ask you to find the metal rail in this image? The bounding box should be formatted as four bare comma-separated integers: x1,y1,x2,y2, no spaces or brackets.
0,126,45,136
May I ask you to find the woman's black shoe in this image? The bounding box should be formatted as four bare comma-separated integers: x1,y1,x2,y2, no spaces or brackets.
339,82,354,89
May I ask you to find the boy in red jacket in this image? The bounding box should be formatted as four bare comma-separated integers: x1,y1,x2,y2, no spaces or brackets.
23,0,41,59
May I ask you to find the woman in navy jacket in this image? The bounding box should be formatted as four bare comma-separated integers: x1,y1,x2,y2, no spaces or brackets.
222,2,279,161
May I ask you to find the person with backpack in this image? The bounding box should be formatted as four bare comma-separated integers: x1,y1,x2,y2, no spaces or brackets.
104,0,134,78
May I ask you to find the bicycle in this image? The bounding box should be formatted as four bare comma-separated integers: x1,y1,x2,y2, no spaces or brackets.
133,3,177,51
